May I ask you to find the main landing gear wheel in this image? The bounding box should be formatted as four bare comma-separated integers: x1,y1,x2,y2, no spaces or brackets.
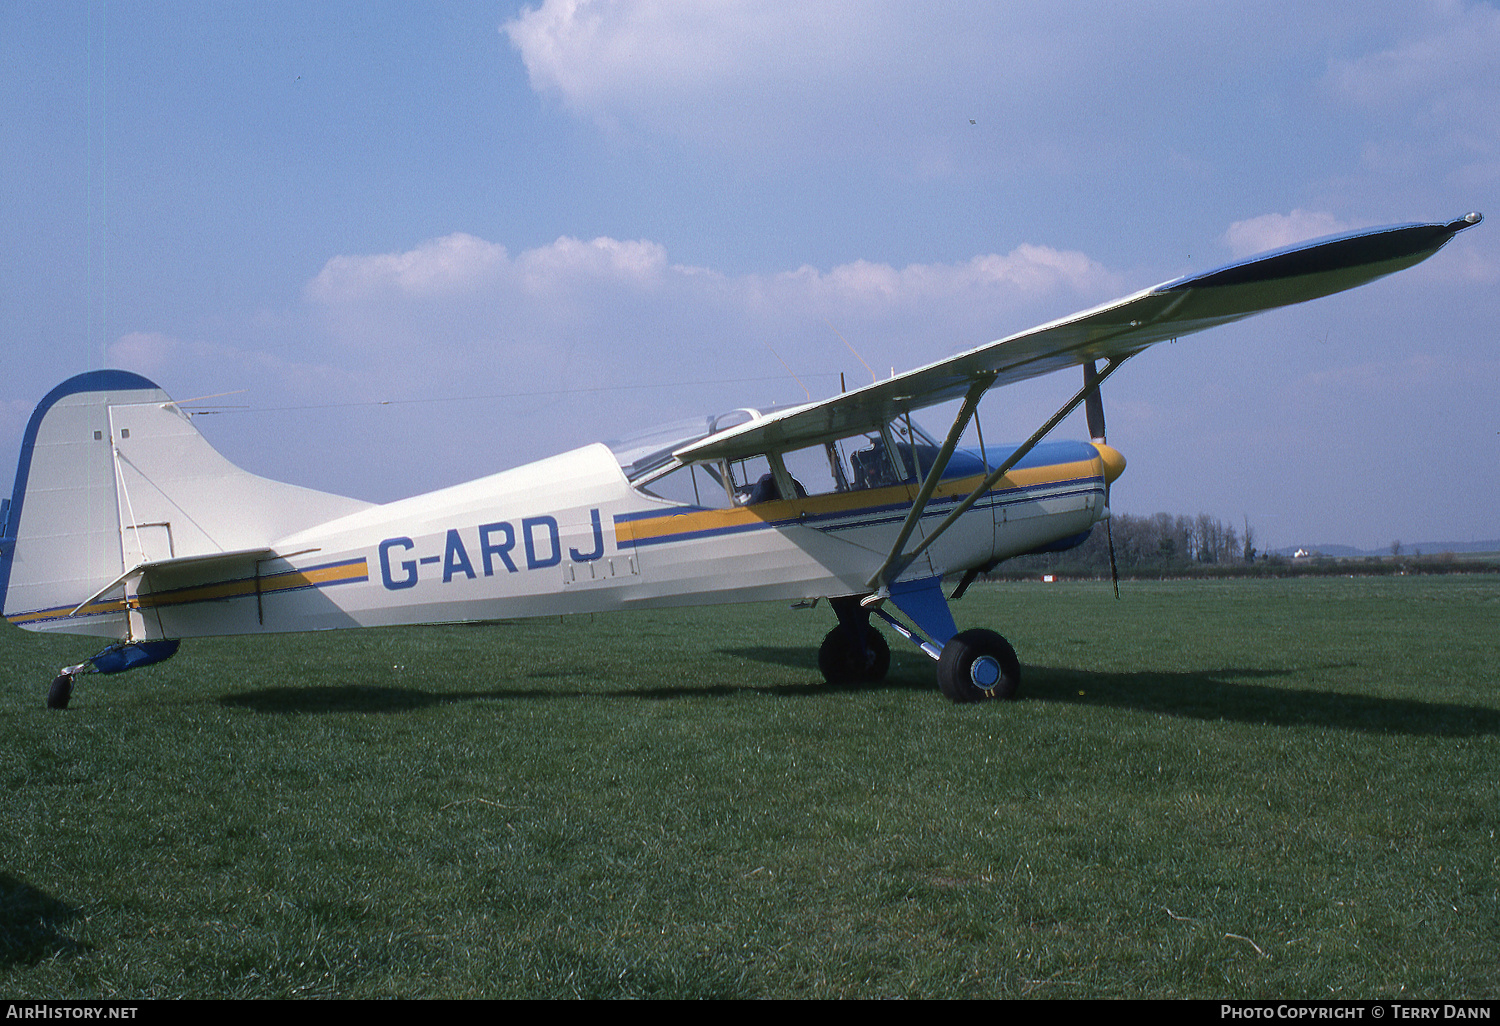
818,624,891,685
937,629,1020,703
47,673,75,711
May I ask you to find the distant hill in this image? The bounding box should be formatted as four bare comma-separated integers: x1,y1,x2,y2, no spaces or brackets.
1274,539,1500,558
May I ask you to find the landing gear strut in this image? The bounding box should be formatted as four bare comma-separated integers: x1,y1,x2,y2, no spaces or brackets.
832,579,1023,703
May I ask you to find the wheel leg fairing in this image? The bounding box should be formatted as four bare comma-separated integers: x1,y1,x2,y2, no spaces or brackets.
886,576,958,646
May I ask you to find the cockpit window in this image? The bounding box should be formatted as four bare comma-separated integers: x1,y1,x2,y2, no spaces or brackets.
886,416,942,482
725,454,776,504
607,416,715,482
779,425,922,495
620,409,950,507
608,405,801,484
636,460,733,509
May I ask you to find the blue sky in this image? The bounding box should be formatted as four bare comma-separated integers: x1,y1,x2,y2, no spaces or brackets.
3,1,1496,552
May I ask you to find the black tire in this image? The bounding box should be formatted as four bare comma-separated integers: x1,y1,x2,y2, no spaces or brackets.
47,673,74,710
936,629,1020,703
818,624,891,685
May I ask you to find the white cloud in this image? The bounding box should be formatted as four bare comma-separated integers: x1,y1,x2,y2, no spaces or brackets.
307,233,675,303
1325,1,1500,184
515,236,670,290
286,230,1117,443
765,245,1114,316
108,331,293,382
137,228,1115,498
498,1,1188,171
503,0,895,109
1326,2,1500,108
499,0,1500,205
1442,233,1500,282
304,232,1117,357
502,0,964,171
108,331,184,376
1222,210,1359,259
306,234,511,301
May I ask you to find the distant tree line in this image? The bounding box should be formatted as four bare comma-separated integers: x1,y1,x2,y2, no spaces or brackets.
994,513,1500,578
1003,512,1255,575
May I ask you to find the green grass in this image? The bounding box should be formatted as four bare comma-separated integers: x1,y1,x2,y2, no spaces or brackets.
3,576,1498,998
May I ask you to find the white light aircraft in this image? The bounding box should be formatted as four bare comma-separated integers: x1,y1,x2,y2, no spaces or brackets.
1,214,1482,708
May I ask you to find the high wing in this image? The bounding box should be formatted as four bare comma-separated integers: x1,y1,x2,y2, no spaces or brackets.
677,214,1482,463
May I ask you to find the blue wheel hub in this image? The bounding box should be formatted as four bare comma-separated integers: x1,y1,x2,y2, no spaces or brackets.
970,655,1002,689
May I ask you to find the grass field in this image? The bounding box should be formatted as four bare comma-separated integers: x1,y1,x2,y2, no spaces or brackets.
2,576,1497,998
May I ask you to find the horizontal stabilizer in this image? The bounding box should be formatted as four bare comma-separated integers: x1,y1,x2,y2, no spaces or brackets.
64,546,279,618
2,371,372,637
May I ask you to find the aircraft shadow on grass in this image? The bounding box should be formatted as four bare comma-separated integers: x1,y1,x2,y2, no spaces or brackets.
733,647,1500,737
0,872,91,967
216,646,907,713
218,676,860,714
218,647,1498,737
1020,663,1500,737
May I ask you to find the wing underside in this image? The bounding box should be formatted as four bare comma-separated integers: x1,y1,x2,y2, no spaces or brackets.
676,215,1481,463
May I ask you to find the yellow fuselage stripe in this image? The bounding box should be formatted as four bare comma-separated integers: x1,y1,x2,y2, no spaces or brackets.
5,559,369,625
615,457,1102,548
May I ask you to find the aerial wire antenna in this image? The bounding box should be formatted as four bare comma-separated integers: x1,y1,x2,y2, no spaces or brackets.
763,341,811,401
173,389,249,414
823,318,877,384
206,374,841,417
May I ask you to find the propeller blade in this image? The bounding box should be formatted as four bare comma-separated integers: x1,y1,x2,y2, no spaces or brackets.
1085,360,1119,598
1106,516,1120,600
1084,360,1107,443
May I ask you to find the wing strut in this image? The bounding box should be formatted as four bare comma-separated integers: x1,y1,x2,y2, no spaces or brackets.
865,377,993,592
868,356,1128,592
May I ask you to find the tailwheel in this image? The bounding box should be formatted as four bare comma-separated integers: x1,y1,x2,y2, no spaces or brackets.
936,629,1020,703
818,624,891,685
47,673,75,711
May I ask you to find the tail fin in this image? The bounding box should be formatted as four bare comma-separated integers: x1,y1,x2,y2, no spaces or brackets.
2,371,371,637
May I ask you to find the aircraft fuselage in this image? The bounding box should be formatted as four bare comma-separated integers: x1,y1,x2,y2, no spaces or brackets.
10,437,1119,641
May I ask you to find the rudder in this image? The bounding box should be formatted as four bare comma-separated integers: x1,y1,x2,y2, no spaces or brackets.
2,371,371,638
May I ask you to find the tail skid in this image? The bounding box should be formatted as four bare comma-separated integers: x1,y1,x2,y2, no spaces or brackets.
45,639,182,711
